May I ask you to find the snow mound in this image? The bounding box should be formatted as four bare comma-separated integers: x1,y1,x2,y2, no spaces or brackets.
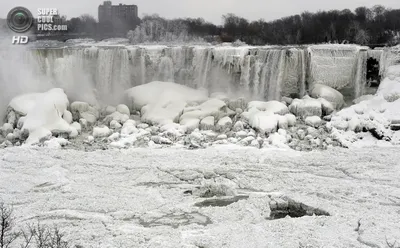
376,77,400,102
8,93,42,115
125,82,208,126
18,89,73,145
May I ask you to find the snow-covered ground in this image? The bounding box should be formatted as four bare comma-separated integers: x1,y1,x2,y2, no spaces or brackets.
1,146,400,248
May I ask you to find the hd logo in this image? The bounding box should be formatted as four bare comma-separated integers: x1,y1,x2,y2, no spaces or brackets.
7,6,33,45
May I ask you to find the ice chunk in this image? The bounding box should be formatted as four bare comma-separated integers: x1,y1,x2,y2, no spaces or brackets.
248,101,289,115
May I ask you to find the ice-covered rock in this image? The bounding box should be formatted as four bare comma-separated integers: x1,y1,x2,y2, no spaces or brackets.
228,97,248,111
377,76,400,102
121,120,138,136
1,123,13,136
151,136,172,145
278,116,289,129
285,114,296,126
63,110,73,124
216,116,232,132
110,120,122,129
44,138,69,148
232,121,244,132
249,111,279,134
125,81,207,126
108,132,120,142
137,123,149,129
248,101,289,115
305,116,322,128
181,118,200,133
289,98,322,118
104,112,129,125
200,116,215,130
80,112,97,125
70,101,89,119
239,136,255,146
310,84,345,109
79,119,88,131
281,97,293,105
8,93,42,116
236,130,248,139
6,110,17,127
116,104,130,116
93,126,111,138
318,98,335,115
160,123,186,139
20,89,71,145
105,106,116,115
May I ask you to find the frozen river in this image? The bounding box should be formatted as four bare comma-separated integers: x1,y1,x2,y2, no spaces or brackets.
1,146,399,247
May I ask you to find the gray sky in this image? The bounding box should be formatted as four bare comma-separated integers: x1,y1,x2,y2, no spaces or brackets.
2,0,400,24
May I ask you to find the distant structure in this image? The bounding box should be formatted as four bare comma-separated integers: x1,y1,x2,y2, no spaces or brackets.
98,1,139,27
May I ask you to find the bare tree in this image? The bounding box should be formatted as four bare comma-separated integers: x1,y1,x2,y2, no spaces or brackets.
0,202,19,248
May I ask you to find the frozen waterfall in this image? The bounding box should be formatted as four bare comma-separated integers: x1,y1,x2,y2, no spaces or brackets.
2,43,392,112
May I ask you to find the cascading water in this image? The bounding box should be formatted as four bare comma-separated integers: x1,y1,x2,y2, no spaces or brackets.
1,42,385,121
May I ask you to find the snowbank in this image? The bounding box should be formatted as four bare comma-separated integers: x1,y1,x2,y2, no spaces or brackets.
19,89,74,144
125,81,208,126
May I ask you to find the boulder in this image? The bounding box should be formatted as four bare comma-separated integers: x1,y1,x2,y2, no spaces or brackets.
200,116,215,131
310,84,345,109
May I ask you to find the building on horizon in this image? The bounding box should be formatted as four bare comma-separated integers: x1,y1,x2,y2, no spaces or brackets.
98,1,139,33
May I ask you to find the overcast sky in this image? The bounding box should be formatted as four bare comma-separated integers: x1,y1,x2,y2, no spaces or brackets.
2,0,400,24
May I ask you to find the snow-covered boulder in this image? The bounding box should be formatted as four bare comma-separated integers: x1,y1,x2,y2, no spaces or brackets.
44,138,69,149
377,76,400,102
285,114,297,127
318,98,335,115
278,116,289,129
181,118,200,133
248,101,289,115
116,104,130,116
79,119,88,131
125,81,208,126
200,116,215,130
305,116,322,128
105,106,116,115
6,110,17,127
121,120,138,136
63,110,73,124
232,121,244,132
1,123,13,136
216,116,233,132
104,112,129,125
93,126,111,138
8,93,42,116
110,120,122,129
108,132,120,142
70,101,99,124
228,97,248,111
71,122,82,134
310,84,345,109
249,111,279,134
289,98,322,118
20,89,72,145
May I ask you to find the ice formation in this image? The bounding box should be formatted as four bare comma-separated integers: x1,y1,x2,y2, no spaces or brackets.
1,42,400,150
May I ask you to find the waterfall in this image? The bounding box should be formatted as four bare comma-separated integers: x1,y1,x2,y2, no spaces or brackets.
1,44,377,110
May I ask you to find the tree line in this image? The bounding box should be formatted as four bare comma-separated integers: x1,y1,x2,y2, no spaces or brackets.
33,5,400,45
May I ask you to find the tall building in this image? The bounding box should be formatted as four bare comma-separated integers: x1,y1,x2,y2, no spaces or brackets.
98,1,138,24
